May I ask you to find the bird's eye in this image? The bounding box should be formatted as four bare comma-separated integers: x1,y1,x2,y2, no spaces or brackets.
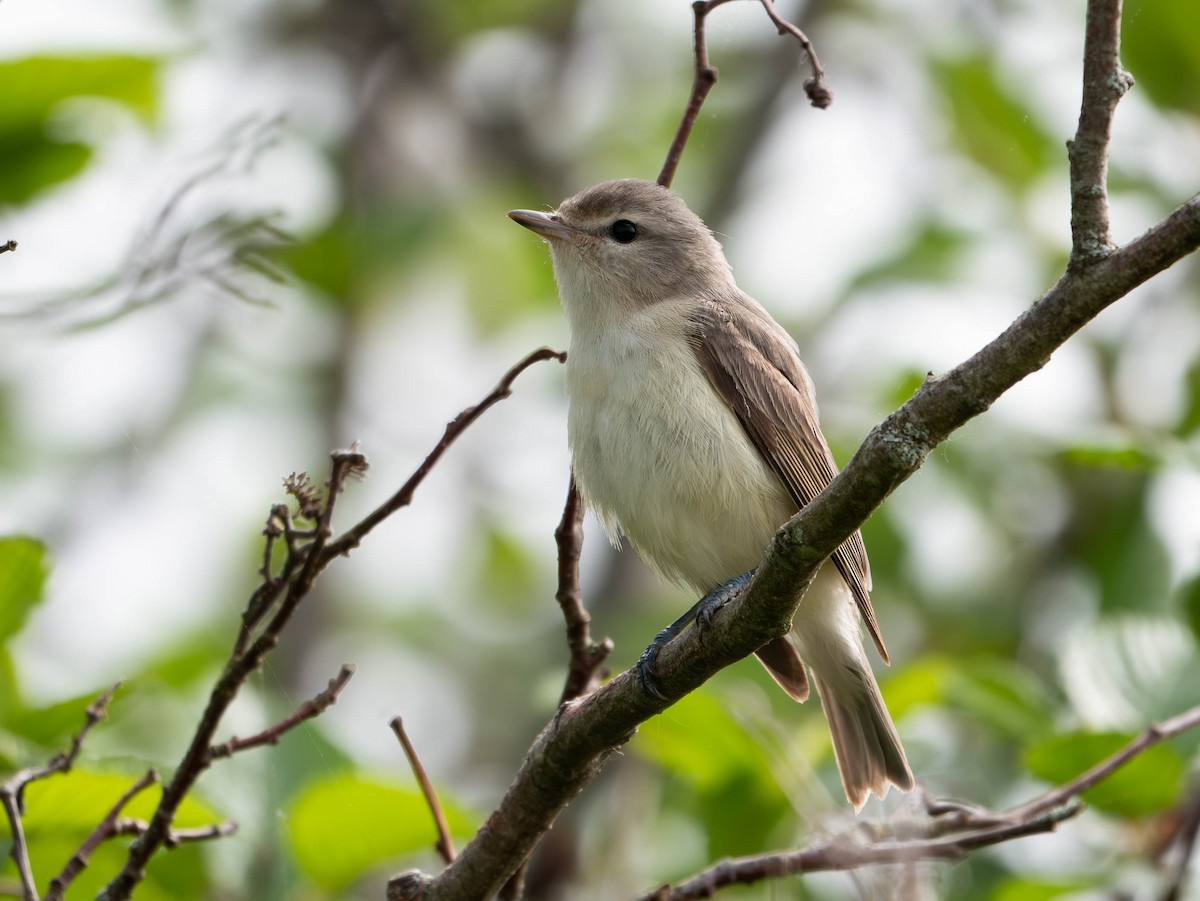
610,220,638,244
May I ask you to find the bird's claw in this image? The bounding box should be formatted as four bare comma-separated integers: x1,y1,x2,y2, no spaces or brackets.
634,569,756,697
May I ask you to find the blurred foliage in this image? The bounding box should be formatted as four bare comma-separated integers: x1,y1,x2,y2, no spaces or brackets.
1,0,1199,899
0,56,157,204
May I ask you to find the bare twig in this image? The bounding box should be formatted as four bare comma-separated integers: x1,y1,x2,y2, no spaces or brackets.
44,771,159,901
640,802,1081,900
756,0,833,108
1,684,119,901
658,0,729,188
325,347,566,560
391,717,456,865
658,0,833,188
0,240,16,254
206,664,355,762
555,476,612,704
1008,703,1200,821
1068,0,1133,266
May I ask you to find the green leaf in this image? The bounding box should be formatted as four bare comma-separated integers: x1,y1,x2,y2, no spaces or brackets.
1122,0,1200,113
933,56,1054,187
1059,444,1160,470
1176,355,1200,437
17,769,222,838
0,536,49,644
0,55,158,203
990,878,1100,901
0,56,158,129
286,772,475,890
1024,731,1184,817
636,689,775,791
4,689,113,748
851,221,971,291
880,655,954,719
636,689,792,859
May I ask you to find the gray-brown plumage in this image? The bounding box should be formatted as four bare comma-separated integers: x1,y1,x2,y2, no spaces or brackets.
510,178,912,809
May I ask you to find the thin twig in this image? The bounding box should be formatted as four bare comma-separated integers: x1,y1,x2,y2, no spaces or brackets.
206,664,356,762
0,240,17,254
49,810,236,900
391,717,456,865
555,476,612,704
756,0,833,108
1008,703,1200,821
44,771,160,901
658,0,833,188
325,346,566,559
0,684,119,901
658,0,730,188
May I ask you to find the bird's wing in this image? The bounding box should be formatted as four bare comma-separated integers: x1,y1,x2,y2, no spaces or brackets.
688,295,887,662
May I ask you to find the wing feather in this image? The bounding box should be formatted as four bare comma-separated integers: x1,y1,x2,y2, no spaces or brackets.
689,296,888,662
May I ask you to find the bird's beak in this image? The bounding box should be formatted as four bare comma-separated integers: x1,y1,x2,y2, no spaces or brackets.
508,209,578,243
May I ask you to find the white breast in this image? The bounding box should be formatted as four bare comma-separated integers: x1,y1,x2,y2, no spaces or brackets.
565,298,795,593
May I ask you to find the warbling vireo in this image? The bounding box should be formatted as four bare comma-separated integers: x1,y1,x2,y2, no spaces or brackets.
509,178,912,810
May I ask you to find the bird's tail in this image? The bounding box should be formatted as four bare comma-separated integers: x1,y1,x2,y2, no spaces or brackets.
811,663,913,811
788,564,913,810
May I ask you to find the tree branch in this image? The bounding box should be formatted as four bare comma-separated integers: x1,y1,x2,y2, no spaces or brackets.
649,700,1200,898
205,664,355,763
1068,0,1133,266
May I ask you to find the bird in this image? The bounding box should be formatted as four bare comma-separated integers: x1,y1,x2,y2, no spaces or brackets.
509,178,913,810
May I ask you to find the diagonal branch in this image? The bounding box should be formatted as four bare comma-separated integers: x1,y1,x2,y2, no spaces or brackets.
324,346,566,559
391,717,457,866
205,664,355,763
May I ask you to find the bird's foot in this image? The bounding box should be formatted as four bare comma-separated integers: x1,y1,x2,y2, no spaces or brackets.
635,569,756,700
694,569,755,639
